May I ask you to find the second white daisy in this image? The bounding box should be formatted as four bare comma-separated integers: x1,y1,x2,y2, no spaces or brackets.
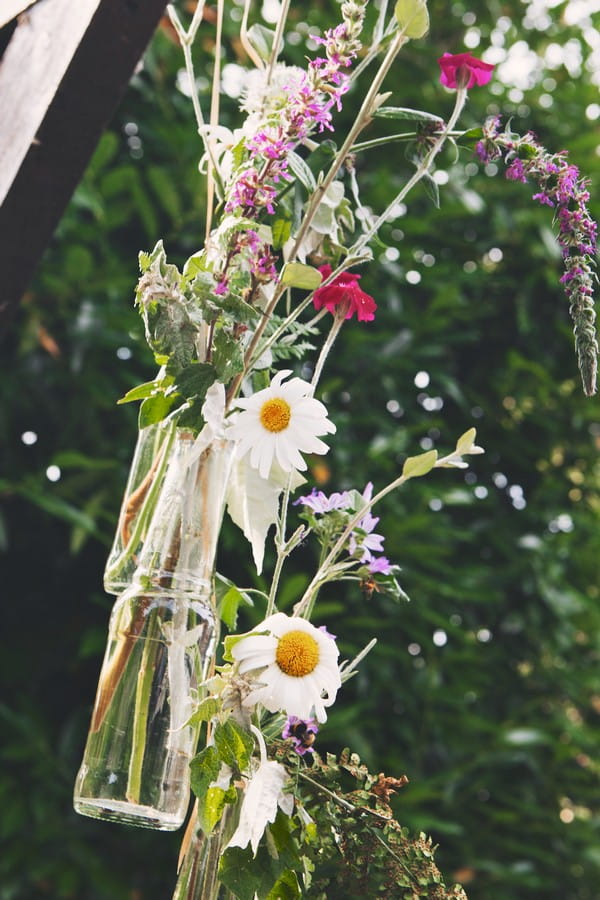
227,369,336,479
231,612,341,722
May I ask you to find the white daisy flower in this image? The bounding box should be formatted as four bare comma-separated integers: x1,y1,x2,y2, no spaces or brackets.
226,370,336,480
231,612,341,722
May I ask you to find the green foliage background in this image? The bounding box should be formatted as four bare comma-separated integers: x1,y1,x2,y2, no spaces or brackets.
2,1,599,897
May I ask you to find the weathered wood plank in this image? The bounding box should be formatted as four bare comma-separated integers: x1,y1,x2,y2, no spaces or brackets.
0,0,167,333
0,0,39,31
0,0,103,204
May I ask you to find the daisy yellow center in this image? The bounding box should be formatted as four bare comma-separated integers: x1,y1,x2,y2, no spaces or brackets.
259,397,291,433
275,630,320,677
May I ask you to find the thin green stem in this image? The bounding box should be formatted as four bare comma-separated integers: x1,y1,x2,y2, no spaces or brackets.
294,449,460,618
204,0,224,241
351,130,463,153
240,0,264,68
311,312,347,390
266,475,294,617
265,0,291,86
351,87,469,256
126,611,157,803
167,3,221,183
288,29,409,263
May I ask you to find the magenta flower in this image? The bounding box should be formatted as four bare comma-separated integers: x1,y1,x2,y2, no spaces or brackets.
313,265,377,322
438,52,495,89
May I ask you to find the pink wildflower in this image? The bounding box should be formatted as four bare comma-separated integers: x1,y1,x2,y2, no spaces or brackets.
313,265,377,322
438,52,495,89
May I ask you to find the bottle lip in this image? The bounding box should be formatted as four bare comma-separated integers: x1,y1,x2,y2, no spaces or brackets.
118,573,214,601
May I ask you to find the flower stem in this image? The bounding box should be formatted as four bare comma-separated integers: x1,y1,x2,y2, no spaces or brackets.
266,474,295,617
351,87,468,256
294,449,461,617
126,607,157,804
310,312,347,390
288,29,409,262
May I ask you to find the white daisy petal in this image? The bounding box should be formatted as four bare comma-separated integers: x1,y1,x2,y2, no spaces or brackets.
233,613,341,721
225,371,335,480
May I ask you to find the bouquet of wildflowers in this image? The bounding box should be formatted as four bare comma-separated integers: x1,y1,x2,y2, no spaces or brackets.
73,0,597,896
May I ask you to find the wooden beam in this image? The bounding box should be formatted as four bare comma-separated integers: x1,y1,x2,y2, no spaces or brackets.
0,0,167,334
0,1,38,31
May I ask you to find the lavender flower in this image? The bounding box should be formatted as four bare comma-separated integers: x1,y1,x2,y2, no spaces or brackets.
476,118,598,396
295,488,353,513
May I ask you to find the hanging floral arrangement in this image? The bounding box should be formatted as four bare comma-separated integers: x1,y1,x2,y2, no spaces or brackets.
72,0,597,896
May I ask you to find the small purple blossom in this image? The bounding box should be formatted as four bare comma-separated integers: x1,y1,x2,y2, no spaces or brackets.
349,510,385,562
506,158,527,183
295,487,353,513
282,716,319,756
367,556,394,575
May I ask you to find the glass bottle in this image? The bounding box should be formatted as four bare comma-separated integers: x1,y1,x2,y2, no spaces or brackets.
74,434,234,830
103,419,176,595
172,803,237,900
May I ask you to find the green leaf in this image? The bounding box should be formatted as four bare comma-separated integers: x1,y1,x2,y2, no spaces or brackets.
212,330,244,383
422,170,440,208
201,786,232,834
117,380,159,404
183,253,208,279
394,0,430,38
280,263,323,291
218,585,253,631
188,697,221,727
138,393,180,428
176,362,216,400
402,449,438,479
213,719,254,773
272,218,292,251
287,151,317,192
266,868,301,899
455,427,478,454
190,745,221,802
246,23,281,62
374,106,443,123
223,633,246,663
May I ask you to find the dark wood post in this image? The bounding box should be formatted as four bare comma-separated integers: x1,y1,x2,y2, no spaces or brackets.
0,0,167,335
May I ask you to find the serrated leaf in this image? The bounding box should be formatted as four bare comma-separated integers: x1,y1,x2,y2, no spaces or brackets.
176,362,216,400
280,262,323,291
188,697,221,727
374,106,442,123
394,0,429,38
183,254,208,279
402,449,438,479
117,380,159,405
214,719,254,773
212,330,244,383
287,151,317,192
456,427,478,454
190,745,221,802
